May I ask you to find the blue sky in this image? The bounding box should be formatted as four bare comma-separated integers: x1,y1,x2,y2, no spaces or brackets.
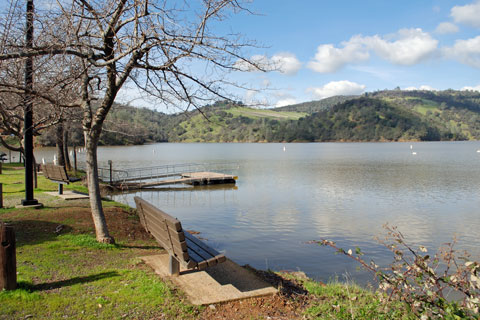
211,0,480,108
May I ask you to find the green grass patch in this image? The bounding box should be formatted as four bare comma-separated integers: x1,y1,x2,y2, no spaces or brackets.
413,104,441,115
0,214,198,319
279,273,415,320
228,106,306,120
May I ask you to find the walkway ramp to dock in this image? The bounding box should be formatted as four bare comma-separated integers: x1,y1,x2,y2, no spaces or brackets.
97,163,238,189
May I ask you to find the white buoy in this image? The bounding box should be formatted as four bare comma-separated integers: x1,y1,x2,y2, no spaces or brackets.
477,150,480,153
283,145,286,152
42,157,45,164
410,144,413,150
412,152,417,155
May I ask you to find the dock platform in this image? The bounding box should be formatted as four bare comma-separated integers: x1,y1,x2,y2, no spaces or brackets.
117,171,237,189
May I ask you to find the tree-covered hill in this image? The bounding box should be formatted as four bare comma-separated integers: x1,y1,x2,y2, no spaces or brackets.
273,95,356,113
35,90,480,146
282,97,450,142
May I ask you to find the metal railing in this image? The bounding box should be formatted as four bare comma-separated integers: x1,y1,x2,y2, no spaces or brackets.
96,162,239,185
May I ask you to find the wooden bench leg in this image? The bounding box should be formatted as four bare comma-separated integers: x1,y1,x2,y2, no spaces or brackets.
169,255,180,276
58,184,63,195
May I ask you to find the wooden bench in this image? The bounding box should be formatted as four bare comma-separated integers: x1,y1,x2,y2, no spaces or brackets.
40,163,80,194
134,197,226,276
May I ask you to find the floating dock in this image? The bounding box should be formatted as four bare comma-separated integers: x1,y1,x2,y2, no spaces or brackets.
115,171,237,189
97,162,239,190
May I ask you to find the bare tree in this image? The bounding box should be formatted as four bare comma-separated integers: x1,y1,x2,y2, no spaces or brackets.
1,0,264,243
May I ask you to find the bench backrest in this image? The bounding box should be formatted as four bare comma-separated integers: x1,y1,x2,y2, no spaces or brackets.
134,196,191,264
41,164,69,183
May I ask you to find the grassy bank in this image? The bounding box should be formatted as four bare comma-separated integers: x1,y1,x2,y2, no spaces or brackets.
1,164,413,319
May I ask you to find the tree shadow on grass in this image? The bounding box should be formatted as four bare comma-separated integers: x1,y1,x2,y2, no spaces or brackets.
18,271,120,292
0,220,73,247
117,244,160,250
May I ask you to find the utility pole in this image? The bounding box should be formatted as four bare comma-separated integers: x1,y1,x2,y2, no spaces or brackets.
21,0,39,206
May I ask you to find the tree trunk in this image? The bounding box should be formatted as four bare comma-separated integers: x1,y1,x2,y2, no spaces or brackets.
63,128,71,170
56,123,65,166
85,135,114,244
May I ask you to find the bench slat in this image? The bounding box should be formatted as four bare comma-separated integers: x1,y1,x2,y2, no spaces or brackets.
187,248,208,270
185,236,216,265
140,206,186,242
184,232,222,258
136,199,182,232
147,224,188,258
184,232,226,267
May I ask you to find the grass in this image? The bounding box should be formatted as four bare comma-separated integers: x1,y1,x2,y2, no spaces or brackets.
228,106,307,120
1,164,417,319
279,273,415,320
0,232,197,319
0,165,199,319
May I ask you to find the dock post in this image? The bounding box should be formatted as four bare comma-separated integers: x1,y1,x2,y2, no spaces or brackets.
0,222,17,290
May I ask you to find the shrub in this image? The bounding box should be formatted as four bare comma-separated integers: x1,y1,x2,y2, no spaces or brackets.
315,224,480,319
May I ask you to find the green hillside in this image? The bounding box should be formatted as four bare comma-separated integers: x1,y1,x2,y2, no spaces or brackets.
273,95,356,113
171,102,306,142
35,90,480,145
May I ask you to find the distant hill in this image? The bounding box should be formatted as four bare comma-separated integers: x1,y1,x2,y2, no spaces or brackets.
36,90,480,145
273,95,356,113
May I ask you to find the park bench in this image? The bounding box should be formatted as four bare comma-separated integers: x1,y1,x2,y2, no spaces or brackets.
40,163,80,195
134,196,226,276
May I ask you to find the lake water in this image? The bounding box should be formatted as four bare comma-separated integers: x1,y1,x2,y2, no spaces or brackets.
33,142,480,284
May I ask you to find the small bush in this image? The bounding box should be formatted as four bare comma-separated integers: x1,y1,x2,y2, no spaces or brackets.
316,224,480,319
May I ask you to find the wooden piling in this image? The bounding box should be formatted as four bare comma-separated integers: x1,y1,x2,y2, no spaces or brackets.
0,222,17,290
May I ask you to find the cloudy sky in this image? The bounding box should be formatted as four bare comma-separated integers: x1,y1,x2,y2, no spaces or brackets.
221,0,480,108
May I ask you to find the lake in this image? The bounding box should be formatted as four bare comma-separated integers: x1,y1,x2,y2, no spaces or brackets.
34,142,480,284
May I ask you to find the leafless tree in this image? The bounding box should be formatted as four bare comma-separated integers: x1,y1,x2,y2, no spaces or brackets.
1,0,265,243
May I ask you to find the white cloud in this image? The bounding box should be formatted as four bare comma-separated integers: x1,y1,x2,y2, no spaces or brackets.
307,80,366,99
461,85,480,91
435,22,459,34
307,28,438,73
235,52,301,75
271,52,302,75
451,1,480,28
404,85,437,91
275,98,298,108
361,28,438,65
444,36,480,68
307,37,369,73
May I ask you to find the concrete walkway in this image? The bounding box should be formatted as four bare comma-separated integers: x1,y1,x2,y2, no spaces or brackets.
44,190,89,200
142,254,278,305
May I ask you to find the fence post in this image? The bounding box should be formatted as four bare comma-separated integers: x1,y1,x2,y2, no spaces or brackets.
0,222,17,290
0,162,2,174
73,146,77,173
0,183,3,209
108,160,113,185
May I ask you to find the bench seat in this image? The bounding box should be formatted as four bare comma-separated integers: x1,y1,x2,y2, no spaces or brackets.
134,196,226,275
40,163,80,194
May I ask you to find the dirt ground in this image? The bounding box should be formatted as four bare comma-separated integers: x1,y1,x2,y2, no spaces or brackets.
2,203,314,319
